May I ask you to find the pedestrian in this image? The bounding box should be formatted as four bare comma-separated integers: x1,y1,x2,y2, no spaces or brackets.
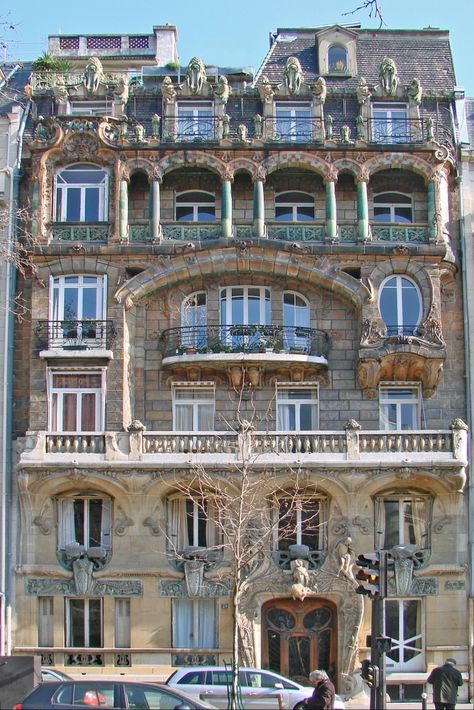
427,658,463,710
304,669,335,710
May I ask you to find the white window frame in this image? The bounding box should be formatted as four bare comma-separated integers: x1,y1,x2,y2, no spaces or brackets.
48,369,106,433
38,597,54,647
275,192,315,222
176,102,214,141
175,190,216,222
167,493,220,552
276,383,319,431
51,274,107,322
220,286,271,326
375,494,431,551
385,598,424,672
69,100,112,116
372,103,409,144
379,275,422,337
374,192,413,223
181,291,208,349
172,598,216,649
115,598,131,649
274,495,327,551
57,495,112,551
54,164,109,223
172,383,215,432
379,384,421,430
275,102,312,142
65,597,103,647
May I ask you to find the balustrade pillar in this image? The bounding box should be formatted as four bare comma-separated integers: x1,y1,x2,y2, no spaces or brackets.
253,178,265,238
325,178,337,241
356,179,369,241
151,177,162,242
427,179,436,242
221,178,233,238
119,178,129,242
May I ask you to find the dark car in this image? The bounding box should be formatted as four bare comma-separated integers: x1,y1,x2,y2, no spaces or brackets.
12,679,216,710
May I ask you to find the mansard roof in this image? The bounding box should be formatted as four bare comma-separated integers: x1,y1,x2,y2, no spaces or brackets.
256,26,457,96
0,63,32,115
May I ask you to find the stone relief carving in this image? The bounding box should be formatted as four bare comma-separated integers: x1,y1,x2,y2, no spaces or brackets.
26,577,143,597
387,576,438,596
62,132,100,158
390,545,416,596
284,56,303,95
407,78,422,105
160,578,231,598
113,76,129,104
161,75,177,104
352,516,372,535
143,516,162,536
312,77,327,104
433,515,451,533
360,318,385,346
186,57,207,95
258,76,274,104
290,558,311,600
333,536,356,581
330,517,349,536
73,556,94,595
356,77,371,105
84,57,104,95
379,57,398,96
114,510,134,536
214,75,230,105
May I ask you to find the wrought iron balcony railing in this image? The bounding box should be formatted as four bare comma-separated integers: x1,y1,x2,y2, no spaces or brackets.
368,118,427,144
50,223,110,243
158,324,331,358
36,320,116,350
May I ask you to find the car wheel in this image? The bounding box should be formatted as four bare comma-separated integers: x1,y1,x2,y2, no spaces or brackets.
293,703,307,710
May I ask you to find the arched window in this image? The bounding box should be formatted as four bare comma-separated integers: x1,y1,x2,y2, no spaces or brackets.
283,291,310,350
328,45,348,72
379,275,421,336
275,192,315,222
55,164,108,222
374,192,413,223
274,495,327,552
167,494,220,552
57,494,112,553
374,492,431,552
181,292,207,349
175,191,215,221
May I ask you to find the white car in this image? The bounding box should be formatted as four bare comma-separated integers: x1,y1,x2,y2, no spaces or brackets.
166,666,345,709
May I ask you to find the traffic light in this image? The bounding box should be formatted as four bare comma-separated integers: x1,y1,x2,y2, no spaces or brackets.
355,552,382,597
361,660,380,688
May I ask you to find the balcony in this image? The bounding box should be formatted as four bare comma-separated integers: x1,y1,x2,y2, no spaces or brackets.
370,223,429,243
368,118,428,145
50,223,110,243
36,320,116,357
17,421,468,492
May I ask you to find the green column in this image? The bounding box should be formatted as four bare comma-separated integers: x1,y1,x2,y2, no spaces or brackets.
356,179,369,241
221,179,232,238
32,181,39,238
151,178,161,241
325,178,337,241
427,180,436,241
253,179,265,238
119,178,129,242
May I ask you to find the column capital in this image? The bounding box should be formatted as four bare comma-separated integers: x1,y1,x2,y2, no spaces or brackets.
323,169,338,184
152,166,163,183
252,166,267,183
355,168,370,184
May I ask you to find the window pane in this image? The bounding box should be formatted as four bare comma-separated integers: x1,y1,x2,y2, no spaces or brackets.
297,206,315,220
88,599,102,647
73,499,85,545
81,393,96,432
82,288,98,320
395,208,413,223
197,208,215,221
69,599,85,646
383,500,400,547
63,393,78,431
176,206,194,221
300,403,316,430
65,188,81,222
88,499,103,547
84,188,100,221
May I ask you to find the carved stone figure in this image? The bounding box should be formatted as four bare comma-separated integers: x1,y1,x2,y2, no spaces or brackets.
325,114,334,140
253,114,263,139
214,75,230,105
258,76,274,104
84,57,104,95
114,76,129,104
237,123,248,142
161,75,177,103
34,118,52,142
284,56,303,95
134,123,146,143
379,57,398,96
356,77,371,105
186,57,206,94
151,114,161,139
335,536,355,580
312,77,327,104
73,555,94,595
407,77,422,105
221,114,230,139
184,559,205,597
53,80,69,105
356,115,365,139
290,558,311,600
391,545,416,595
341,124,351,143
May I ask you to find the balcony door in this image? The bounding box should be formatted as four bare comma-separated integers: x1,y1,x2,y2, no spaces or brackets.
220,286,270,349
262,598,337,685
51,275,106,346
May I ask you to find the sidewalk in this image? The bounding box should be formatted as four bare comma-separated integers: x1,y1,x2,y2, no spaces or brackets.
345,702,472,710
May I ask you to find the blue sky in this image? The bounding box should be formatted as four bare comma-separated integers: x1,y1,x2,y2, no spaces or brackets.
5,0,474,96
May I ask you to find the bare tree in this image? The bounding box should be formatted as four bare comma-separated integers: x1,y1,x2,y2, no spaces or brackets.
343,0,385,27
161,386,325,709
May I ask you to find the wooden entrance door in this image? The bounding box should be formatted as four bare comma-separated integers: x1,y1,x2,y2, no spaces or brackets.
262,598,337,685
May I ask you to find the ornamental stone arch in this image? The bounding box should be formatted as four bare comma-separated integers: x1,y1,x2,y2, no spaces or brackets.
126,158,156,181
114,248,370,311
332,158,360,178
362,152,434,181
262,151,331,179
228,157,262,181
367,257,437,323
158,151,229,179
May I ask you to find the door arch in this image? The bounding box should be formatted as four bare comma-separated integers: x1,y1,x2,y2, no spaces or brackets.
262,597,337,685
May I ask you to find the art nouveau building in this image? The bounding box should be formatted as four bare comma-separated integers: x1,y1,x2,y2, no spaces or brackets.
12,24,470,701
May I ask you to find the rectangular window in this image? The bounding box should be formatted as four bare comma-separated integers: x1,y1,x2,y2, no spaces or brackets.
38,597,54,647
277,498,326,551
49,371,104,432
115,599,131,648
276,385,318,431
177,102,214,141
375,496,430,550
172,385,215,431
66,598,103,647
172,599,216,648
372,103,408,144
385,599,423,672
58,497,112,550
69,101,111,116
379,386,420,430
275,103,312,142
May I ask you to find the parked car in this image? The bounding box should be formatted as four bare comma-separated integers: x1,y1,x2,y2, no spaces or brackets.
12,679,216,710
166,666,345,709
41,667,73,682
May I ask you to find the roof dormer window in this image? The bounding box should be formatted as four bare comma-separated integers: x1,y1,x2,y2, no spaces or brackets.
328,45,348,73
